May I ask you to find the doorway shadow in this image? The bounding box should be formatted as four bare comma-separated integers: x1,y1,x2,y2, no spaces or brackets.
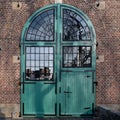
34,82,55,117
0,109,6,120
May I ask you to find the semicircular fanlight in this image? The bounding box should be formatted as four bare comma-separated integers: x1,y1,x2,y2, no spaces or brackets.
63,9,92,41
26,9,54,41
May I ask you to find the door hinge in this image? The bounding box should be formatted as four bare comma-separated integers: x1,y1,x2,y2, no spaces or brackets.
92,103,95,113
19,112,21,117
59,87,61,93
60,33,61,41
19,43,21,48
44,82,56,84
64,91,72,94
55,103,57,116
22,103,24,115
84,107,91,110
56,32,58,43
56,6,58,19
93,81,98,86
86,75,91,78
92,81,98,93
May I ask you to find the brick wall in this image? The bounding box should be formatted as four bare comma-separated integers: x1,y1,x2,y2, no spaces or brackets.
0,0,120,104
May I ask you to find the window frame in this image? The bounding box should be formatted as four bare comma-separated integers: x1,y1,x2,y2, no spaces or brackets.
62,46,92,68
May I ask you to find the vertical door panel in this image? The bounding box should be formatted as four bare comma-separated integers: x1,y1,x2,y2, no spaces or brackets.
60,72,93,116
60,6,96,115
22,45,57,116
23,82,56,116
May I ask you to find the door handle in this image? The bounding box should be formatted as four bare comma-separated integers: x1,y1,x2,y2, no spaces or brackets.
64,91,72,94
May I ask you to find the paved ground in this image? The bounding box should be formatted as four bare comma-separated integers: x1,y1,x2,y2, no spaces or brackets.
0,118,99,120
1,105,120,120
0,105,120,120
0,116,100,120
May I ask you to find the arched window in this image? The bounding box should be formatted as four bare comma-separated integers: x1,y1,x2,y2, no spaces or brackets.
63,9,92,41
26,9,54,41
21,4,96,80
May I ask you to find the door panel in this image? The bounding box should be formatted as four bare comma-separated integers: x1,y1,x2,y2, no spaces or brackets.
22,46,57,116
60,72,93,116
23,82,56,116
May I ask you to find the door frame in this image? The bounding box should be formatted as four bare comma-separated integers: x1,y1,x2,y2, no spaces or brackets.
20,3,96,117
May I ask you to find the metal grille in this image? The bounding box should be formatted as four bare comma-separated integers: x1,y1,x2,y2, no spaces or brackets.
26,9,54,41
26,47,54,80
63,46,92,67
63,9,92,41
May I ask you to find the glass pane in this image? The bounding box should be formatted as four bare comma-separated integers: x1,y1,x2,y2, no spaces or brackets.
26,47,54,81
45,61,49,66
26,9,54,41
26,54,30,60
26,61,30,67
31,54,35,60
40,54,44,60
31,47,35,53
63,9,91,41
36,61,39,66
26,47,30,53
49,54,53,60
45,47,49,53
40,47,44,53
49,61,53,66
36,47,39,53
49,47,53,53
63,46,92,67
40,61,44,66
36,54,39,60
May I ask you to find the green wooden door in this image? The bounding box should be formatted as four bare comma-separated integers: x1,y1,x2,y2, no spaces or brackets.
22,46,57,117
21,7,57,117
60,72,94,116
21,4,96,117
59,6,96,116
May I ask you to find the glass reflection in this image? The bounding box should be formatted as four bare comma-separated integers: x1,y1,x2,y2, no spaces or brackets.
26,9,54,41
26,47,54,80
63,46,92,67
63,9,91,41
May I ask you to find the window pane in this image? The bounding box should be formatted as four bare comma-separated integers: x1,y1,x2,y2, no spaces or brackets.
36,54,39,60
49,54,53,60
36,47,39,53
63,9,92,41
26,47,54,81
26,54,30,60
26,9,54,41
63,46,92,67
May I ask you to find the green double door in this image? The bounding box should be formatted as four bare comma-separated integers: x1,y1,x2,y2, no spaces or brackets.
21,4,96,117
